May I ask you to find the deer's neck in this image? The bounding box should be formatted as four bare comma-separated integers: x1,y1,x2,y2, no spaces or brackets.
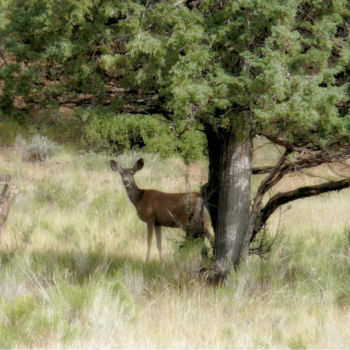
125,183,144,207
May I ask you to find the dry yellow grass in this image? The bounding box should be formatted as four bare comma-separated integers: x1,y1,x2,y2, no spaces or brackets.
0,145,350,348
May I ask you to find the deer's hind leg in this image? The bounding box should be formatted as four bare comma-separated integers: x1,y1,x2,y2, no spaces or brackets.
203,207,215,248
146,221,154,263
154,225,162,260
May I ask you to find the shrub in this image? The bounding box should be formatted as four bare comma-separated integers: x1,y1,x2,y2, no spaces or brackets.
0,119,22,146
15,134,62,162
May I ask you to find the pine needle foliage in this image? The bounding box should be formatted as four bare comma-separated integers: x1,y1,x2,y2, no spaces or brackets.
0,0,349,151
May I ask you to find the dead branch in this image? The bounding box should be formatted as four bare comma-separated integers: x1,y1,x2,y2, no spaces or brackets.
259,133,307,153
327,163,350,179
240,149,290,257
258,149,291,196
253,150,350,175
251,177,350,243
249,206,287,257
299,169,335,182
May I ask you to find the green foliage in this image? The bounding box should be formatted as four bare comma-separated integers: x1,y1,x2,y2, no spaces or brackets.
1,0,349,156
83,111,206,162
0,119,22,146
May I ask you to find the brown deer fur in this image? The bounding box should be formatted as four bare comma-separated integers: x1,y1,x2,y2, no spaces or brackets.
0,175,17,239
110,158,214,262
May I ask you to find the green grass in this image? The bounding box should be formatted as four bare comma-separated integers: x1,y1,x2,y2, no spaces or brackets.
1,145,350,348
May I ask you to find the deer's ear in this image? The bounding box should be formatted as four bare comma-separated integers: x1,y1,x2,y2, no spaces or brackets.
110,160,122,173
132,158,144,173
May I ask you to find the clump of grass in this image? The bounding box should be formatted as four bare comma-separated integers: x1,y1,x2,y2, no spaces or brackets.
79,151,109,172
0,269,136,348
76,280,134,347
288,333,308,349
0,253,33,300
35,178,87,210
0,295,37,347
15,134,62,162
121,263,145,298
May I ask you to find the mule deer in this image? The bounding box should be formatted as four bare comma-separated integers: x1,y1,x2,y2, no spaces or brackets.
110,158,214,262
0,175,17,239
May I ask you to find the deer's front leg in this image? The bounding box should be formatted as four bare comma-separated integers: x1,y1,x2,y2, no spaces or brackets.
146,221,154,263
155,225,162,260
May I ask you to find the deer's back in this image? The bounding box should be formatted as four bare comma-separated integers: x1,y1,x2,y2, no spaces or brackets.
136,190,201,227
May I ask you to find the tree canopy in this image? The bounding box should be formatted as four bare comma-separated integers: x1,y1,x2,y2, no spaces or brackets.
1,0,349,142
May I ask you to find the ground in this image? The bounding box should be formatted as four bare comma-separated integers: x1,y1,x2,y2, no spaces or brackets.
0,144,350,348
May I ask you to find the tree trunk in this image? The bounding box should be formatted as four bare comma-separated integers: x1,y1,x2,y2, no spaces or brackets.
202,123,253,277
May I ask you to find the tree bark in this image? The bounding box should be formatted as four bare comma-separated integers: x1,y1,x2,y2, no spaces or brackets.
201,125,222,229
202,122,253,277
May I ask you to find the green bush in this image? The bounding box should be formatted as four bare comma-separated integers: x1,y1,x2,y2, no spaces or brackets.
82,112,206,162
0,119,22,146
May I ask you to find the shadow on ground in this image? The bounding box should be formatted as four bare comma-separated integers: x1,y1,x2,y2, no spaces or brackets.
0,243,207,291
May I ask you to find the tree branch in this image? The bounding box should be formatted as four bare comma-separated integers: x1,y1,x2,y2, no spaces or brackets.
252,166,275,174
251,177,350,242
258,149,291,196
259,133,306,152
240,149,291,257
242,148,350,258
253,150,350,175
11,84,167,115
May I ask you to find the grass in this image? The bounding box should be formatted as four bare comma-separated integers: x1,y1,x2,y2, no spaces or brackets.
1,143,350,348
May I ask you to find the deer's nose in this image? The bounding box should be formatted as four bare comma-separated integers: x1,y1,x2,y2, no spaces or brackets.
124,179,131,187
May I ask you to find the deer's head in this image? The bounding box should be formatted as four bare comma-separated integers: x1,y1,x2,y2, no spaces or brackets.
110,158,144,189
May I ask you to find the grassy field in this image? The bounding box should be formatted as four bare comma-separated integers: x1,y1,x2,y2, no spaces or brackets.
1,142,350,348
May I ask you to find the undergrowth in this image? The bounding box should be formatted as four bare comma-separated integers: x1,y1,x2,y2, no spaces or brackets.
0,147,350,348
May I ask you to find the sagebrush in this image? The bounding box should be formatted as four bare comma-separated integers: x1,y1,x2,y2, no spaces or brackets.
15,134,62,162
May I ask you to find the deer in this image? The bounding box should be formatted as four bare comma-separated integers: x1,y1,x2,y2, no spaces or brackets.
110,158,215,262
0,175,18,239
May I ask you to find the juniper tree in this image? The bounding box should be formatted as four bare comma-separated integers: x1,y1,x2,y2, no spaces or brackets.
1,0,350,278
